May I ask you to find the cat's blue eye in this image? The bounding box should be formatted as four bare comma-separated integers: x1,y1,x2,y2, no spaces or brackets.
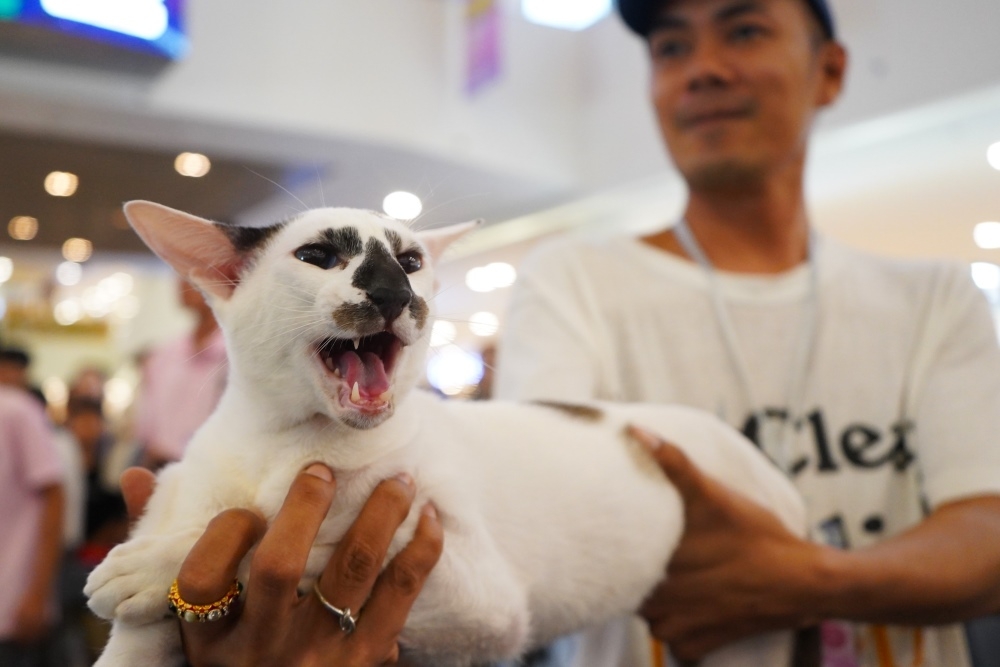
397,251,422,274
295,245,340,270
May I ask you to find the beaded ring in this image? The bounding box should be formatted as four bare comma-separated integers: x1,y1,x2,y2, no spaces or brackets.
167,578,243,623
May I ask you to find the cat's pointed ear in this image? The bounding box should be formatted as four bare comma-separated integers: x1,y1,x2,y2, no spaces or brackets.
417,220,482,263
124,200,243,301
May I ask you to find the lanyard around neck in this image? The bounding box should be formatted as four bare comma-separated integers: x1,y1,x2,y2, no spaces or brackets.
673,218,819,474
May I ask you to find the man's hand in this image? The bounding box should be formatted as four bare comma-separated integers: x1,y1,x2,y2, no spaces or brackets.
120,465,443,667
628,426,826,661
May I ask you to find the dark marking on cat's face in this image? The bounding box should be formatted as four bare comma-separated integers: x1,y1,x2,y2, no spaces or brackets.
385,229,403,255
531,401,604,422
216,221,288,254
352,238,414,324
319,227,364,259
332,302,384,336
408,296,429,330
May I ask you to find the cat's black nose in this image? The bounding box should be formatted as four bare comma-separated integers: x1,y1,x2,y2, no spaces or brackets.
368,286,413,324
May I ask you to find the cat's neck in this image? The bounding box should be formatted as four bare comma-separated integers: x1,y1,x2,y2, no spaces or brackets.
211,364,422,470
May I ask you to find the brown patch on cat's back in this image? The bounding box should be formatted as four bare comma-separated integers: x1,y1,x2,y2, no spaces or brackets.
408,296,429,329
531,400,604,422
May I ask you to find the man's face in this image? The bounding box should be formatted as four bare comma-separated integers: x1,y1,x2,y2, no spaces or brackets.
647,0,845,188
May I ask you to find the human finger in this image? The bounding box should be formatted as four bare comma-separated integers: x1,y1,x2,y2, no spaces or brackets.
177,508,266,644
120,467,157,523
245,464,337,616
354,503,443,650
627,425,708,501
313,474,415,629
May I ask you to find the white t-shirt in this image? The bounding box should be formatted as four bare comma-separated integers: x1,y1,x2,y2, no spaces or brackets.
496,232,1000,667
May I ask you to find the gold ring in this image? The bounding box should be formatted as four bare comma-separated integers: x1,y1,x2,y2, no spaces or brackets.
167,578,243,623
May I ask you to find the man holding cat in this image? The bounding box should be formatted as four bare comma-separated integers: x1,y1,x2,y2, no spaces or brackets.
496,0,1000,664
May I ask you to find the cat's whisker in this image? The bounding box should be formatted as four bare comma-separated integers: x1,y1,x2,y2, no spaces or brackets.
243,166,309,212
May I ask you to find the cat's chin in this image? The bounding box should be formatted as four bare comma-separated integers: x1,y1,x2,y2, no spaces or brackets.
337,406,395,430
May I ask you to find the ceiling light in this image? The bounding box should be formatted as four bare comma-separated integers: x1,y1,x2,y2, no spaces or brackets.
974,222,1000,249
53,298,83,326
383,191,423,221
56,261,82,286
0,257,12,284
426,347,483,396
175,152,211,178
45,171,78,197
469,311,499,337
988,141,1000,171
103,377,135,417
100,272,134,299
8,216,38,241
521,0,611,30
62,237,93,262
42,377,68,407
971,262,1000,291
430,320,457,347
465,262,517,293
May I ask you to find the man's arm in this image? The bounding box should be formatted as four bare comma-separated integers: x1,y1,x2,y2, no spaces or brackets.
12,484,64,643
632,428,1000,661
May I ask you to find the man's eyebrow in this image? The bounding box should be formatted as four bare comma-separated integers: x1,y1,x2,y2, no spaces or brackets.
715,0,767,23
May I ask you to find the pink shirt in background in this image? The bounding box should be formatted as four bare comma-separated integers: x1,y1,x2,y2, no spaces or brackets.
0,385,64,637
134,328,227,463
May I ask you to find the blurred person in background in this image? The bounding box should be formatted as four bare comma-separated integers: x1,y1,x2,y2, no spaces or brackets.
64,397,128,662
0,346,33,391
0,382,65,667
134,278,227,470
496,0,1000,665
471,344,497,400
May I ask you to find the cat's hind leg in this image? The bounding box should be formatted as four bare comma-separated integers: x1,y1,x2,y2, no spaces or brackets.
400,530,531,667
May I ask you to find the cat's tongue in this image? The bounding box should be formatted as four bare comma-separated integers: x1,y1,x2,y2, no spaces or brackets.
337,351,390,398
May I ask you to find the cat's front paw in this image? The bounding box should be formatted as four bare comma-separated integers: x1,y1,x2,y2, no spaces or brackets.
85,530,200,623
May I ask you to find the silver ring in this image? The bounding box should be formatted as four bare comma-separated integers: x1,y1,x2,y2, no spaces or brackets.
313,581,358,634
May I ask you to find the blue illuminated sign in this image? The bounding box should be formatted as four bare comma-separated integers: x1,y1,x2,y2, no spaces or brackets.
0,0,187,60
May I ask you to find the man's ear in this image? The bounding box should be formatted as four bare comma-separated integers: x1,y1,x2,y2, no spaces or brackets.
123,200,243,300
417,220,482,264
816,41,848,108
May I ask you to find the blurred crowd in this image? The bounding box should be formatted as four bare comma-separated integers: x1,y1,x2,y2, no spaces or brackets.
0,280,227,666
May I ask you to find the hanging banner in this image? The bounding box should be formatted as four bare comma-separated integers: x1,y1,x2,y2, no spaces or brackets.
466,0,501,96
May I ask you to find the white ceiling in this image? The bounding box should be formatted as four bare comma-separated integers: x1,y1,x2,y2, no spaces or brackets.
1,0,999,356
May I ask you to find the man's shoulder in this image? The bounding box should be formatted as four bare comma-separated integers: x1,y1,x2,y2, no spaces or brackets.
820,236,968,289
0,385,40,416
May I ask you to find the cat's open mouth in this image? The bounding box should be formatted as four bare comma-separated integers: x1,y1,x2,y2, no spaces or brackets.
316,332,403,415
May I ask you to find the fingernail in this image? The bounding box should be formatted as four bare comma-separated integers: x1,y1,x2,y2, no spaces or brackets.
421,502,438,519
627,425,661,450
304,463,333,482
395,472,414,488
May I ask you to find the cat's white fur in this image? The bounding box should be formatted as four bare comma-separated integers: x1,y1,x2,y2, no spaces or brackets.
85,202,806,666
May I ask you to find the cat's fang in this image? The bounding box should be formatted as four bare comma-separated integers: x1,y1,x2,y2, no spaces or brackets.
352,337,361,350
351,381,361,403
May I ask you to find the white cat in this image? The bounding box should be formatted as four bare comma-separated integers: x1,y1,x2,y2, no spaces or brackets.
85,201,807,667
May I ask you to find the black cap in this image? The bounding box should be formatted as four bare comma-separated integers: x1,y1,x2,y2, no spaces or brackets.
616,0,836,40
